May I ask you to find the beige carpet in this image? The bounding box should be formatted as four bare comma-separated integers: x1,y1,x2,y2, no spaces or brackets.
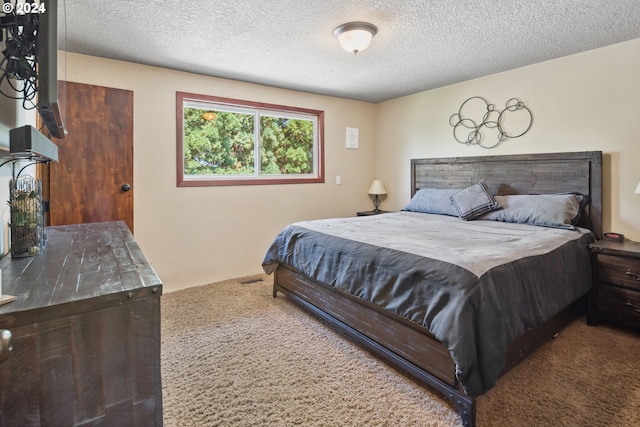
161,274,640,426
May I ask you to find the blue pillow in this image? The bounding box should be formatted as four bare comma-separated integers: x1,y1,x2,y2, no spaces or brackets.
479,193,587,230
402,188,459,216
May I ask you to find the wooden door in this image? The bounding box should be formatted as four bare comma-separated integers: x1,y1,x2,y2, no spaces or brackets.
48,82,134,232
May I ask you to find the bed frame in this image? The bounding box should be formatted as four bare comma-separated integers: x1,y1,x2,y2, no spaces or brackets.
272,151,603,427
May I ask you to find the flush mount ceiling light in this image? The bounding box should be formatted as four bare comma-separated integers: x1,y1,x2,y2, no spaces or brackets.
333,22,378,55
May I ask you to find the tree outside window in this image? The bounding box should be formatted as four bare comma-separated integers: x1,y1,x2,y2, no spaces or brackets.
177,92,324,186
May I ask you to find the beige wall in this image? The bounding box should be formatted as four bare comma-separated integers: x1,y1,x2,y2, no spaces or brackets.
59,52,377,292
60,37,640,292
376,38,640,242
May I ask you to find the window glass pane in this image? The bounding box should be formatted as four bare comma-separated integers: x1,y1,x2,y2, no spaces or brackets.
177,92,324,187
260,115,315,175
183,107,255,176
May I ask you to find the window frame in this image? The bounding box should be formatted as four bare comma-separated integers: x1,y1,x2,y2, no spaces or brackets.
176,92,325,187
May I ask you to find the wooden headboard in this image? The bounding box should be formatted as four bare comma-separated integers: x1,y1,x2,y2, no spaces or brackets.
411,151,603,238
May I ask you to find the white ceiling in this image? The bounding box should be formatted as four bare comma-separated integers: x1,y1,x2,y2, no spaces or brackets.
57,0,640,103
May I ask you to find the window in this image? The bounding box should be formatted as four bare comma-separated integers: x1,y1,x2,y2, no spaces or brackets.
177,92,324,186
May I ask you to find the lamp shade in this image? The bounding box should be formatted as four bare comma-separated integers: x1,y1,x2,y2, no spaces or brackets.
635,181,640,194
368,180,387,195
333,22,378,54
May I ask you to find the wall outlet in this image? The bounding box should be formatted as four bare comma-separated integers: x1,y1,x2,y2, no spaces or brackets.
336,176,341,185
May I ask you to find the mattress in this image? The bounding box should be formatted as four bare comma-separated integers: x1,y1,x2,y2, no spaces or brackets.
262,212,595,396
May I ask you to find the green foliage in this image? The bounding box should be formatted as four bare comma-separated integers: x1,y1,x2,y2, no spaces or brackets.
183,107,314,176
183,108,255,175
260,116,314,175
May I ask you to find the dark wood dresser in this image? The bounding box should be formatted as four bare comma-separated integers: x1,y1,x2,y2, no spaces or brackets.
0,222,163,426
588,238,640,330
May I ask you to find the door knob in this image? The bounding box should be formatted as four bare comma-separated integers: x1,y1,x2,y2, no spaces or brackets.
121,183,131,192
0,330,12,363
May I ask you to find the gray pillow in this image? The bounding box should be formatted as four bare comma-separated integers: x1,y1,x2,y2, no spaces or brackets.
449,181,501,220
402,188,459,216
479,193,586,230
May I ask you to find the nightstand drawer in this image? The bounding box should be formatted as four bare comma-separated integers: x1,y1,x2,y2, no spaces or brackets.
597,285,640,323
596,254,640,291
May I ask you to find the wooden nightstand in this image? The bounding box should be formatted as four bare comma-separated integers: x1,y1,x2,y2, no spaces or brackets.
357,210,391,216
588,239,640,330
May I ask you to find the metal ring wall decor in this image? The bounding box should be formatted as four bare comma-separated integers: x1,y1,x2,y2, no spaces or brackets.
449,97,532,149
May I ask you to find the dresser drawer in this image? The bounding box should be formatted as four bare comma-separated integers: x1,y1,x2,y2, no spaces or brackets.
597,284,640,323
596,254,640,291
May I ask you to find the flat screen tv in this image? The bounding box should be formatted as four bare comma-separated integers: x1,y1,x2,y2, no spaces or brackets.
36,0,66,139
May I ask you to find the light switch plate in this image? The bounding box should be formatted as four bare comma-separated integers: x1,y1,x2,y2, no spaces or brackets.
346,127,358,149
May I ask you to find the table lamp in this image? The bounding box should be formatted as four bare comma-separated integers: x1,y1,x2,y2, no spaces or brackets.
368,180,387,212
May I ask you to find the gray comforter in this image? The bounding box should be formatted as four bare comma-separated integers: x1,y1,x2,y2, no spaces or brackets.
262,212,595,396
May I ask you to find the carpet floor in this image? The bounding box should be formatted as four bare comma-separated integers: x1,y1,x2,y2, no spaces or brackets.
161,274,640,426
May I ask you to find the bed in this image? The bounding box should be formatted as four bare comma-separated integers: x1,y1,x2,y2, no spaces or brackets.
262,151,603,427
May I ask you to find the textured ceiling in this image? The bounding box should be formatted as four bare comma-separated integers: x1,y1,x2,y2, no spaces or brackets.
57,0,640,103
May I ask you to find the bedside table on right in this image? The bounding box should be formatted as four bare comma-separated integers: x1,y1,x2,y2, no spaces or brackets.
588,239,640,330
